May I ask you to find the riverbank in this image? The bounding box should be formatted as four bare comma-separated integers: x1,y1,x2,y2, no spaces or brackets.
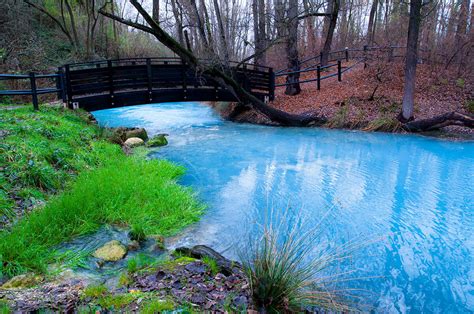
0,105,219,311
217,62,473,138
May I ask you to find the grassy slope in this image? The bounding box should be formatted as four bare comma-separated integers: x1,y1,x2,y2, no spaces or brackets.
0,106,204,277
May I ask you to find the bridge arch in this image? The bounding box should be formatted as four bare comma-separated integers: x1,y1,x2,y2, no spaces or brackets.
63,58,275,111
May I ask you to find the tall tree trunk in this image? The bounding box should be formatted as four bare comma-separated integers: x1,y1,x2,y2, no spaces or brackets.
285,0,301,95
252,0,266,65
213,0,230,64
400,0,422,122
367,0,378,44
321,0,340,66
170,0,184,46
64,0,80,50
152,0,159,23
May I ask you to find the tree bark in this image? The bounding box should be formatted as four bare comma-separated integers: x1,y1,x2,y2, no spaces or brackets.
213,0,230,64
400,0,422,122
285,0,301,95
367,0,378,45
321,0,339,66
153,0,159,22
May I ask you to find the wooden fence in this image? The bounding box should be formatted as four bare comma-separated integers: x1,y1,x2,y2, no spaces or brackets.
0,72,65,110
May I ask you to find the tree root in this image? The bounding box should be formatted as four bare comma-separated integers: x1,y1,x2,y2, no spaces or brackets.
402,111,474,132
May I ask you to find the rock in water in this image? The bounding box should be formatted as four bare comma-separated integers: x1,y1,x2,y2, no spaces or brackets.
125,128,148,141
93,240,127,261
124,137,144,147
1,273,43,289
147,134,168,147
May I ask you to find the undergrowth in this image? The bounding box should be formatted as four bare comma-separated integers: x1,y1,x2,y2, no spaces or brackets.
0,106,204,277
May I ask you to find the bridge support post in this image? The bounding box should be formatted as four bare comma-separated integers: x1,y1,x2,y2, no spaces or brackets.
146,58,153,102
29,72,39,111
107,60,114,106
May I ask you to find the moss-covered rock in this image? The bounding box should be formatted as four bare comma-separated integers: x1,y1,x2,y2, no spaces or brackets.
147,134,168,147
93,240,127,262
125,128,148,141
124,137,144,147
1,273,43,289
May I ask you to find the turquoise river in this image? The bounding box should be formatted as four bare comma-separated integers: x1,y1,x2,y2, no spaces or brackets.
93,102,474,313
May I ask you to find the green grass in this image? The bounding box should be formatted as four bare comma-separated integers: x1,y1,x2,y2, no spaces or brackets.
0,106,204,277
82,284,108,299
0,106,115,221
465,99,474,114
202,256,220,276
140,299,175,313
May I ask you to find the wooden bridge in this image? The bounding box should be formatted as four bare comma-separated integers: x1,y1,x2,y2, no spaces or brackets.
64,58,274,111
0,46,405,111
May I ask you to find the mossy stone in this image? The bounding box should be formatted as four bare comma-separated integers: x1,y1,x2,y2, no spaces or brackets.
147,134,168,147
93,240,128,262
1,273,43,289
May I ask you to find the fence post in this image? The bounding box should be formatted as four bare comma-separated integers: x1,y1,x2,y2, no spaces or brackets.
269,68,275,101
389,47,394,62
363,45,368,69
29,72,39,110
146,58,153,102
317,65,321,90
319,51,323,63
345,47,349,62
337,60,342,82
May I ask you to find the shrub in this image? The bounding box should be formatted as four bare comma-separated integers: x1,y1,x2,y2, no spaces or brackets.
240,207,354,312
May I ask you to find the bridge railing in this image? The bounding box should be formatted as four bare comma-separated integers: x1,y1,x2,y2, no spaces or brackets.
63,58,275,111
274,45,406,90
0,72,65,110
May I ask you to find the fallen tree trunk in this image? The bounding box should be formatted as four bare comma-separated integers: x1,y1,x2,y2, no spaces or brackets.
402,111,474,132
99,0,326,127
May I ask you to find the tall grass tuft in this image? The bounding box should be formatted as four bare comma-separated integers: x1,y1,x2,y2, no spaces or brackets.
240,207,366,313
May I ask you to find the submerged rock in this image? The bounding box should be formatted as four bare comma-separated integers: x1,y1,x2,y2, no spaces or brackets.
93,240,127,262
147,134,168,147
1,273,43,289
124,137,144,147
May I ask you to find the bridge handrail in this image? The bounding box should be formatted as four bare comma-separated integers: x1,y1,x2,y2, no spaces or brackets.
0,72,65,110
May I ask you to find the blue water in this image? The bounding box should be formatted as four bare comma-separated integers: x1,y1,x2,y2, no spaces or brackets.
93,102,474,313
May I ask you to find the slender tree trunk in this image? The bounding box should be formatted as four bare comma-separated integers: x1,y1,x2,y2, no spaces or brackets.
321,0,339,66
285,0,301,95
400,0,422,122
367,0,378,44
213,0,230,64
153,0,159,22
64,0,80,50
170,0,184,46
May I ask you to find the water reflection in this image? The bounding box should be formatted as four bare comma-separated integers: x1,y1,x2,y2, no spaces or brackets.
93,102,474,312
